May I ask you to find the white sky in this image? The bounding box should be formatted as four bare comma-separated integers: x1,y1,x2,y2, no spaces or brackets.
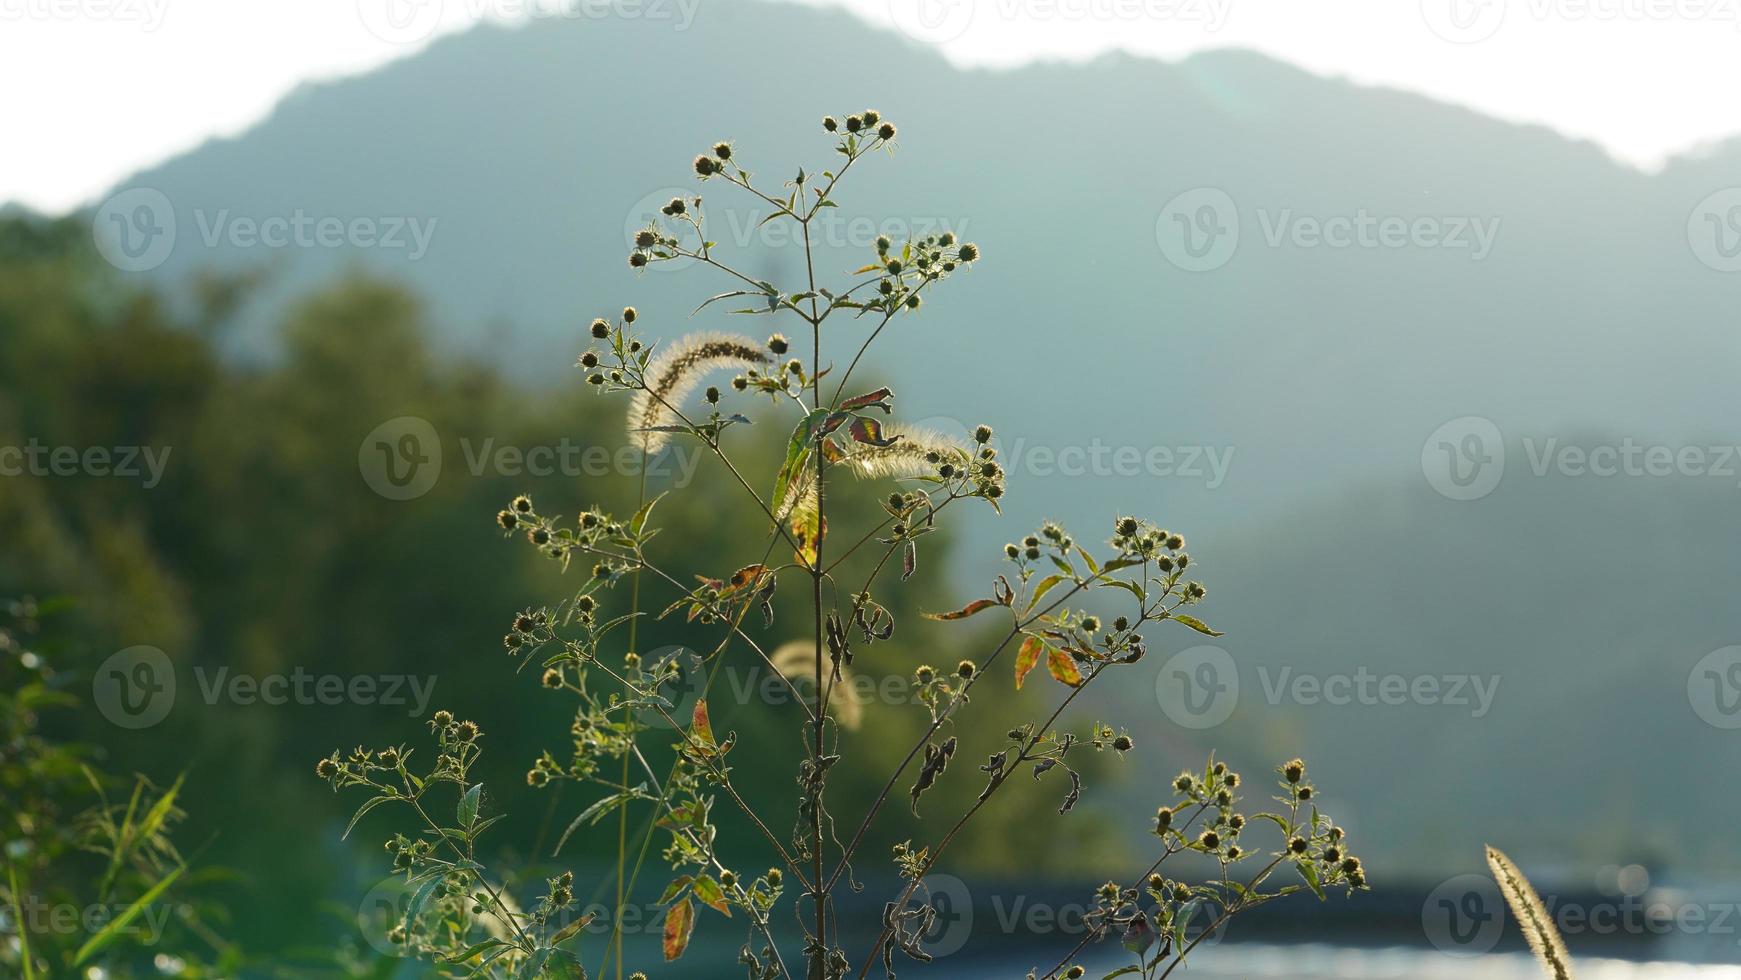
3,0,1740,212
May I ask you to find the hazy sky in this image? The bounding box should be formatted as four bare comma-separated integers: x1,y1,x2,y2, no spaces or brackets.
4,0,1739,212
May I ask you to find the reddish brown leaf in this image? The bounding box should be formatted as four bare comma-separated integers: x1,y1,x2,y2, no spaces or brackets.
848,417,901,447
662,897,695,961
921,598,998,621
1014,635,1045,690
691,699,715,748
840,386,894,412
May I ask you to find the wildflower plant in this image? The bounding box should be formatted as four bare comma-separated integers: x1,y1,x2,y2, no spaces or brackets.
321,112,1368,978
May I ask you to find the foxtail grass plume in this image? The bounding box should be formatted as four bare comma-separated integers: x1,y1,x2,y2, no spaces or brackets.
1486,845,1574,979
629,332,770,452
843,424,969,480
768,641,862,729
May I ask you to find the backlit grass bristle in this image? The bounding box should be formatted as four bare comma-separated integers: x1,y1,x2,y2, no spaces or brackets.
629,331,770,452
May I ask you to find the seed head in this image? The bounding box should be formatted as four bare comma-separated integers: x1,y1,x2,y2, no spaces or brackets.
694,154,719,177
635,229,657,248
768,333,789,354
956,659,975,679
823,116,838,132
497,510,518,530
956,243,979,262
877,122,897,140
713,142,733,160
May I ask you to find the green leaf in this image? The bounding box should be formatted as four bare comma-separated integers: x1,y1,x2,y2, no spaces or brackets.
656,876,694,904
1027,574,1067,613
8,865,34,980
629,492,667,536
404,873,443,935
458,784,482,828
1170,614,1225,637
555,785,651,854
342,794,400,840
518,946,553,978
772,408,829,521
445,939,511,963
74,864,185,965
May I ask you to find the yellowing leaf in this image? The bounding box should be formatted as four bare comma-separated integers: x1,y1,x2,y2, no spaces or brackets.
662,897,695,961
1014,635,1045,690
691,700,715,749
1046,646,1083,687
